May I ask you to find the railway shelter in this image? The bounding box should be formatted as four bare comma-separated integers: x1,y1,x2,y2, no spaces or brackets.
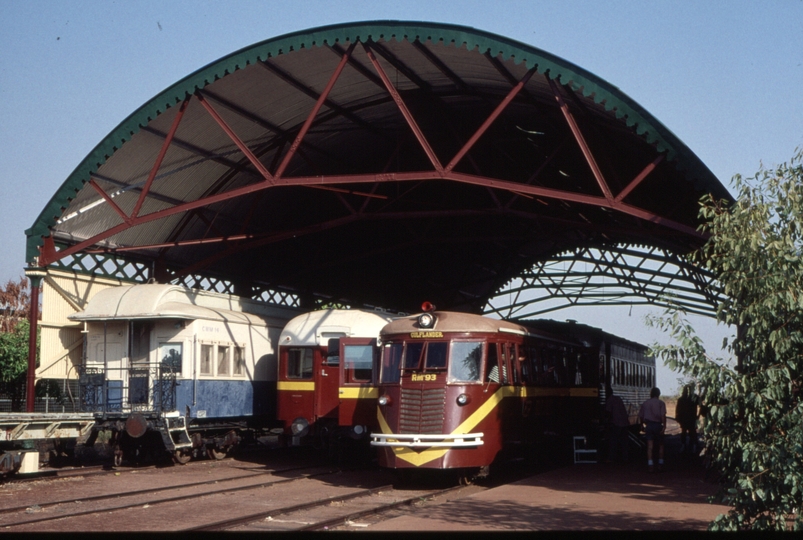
22,21,730,411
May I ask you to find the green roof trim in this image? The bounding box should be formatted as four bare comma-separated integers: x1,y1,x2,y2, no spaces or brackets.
26,20,719,264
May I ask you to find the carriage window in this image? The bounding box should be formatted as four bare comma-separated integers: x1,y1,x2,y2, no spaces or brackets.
201,344,213,375
404,342,424,370
381,343,403,383
218,345,231,377
233,346,245,376
502,343,518,384
344,344,374,382
159,343,182,372
287,348,313,379
449,341,483,382
486,343,508,384
541,348,559,386
519,346,533,384
326,337,341,365
425,342,448,370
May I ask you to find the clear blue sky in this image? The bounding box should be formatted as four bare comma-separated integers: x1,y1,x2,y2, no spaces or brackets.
2,1,801,393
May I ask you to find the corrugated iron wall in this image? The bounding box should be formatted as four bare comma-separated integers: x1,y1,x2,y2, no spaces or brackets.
37,269,127,379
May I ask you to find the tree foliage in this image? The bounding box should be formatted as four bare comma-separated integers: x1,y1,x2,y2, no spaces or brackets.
1,277,30,333
649,147,803,530
0,277,33,409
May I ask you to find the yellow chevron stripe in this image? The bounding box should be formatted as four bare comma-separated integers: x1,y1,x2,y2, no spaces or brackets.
375,385,599,467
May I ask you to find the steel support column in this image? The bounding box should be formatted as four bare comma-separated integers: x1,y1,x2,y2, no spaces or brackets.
24,268,46,412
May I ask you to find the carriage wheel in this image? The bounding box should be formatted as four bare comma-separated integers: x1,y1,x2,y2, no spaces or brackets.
207,447,226,460
113,444,123,467
458,473,474,486
173,450,192,465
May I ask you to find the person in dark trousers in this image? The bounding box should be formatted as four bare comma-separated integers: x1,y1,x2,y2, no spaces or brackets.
638,387,666,472
604,386,630,463
675,385,699,456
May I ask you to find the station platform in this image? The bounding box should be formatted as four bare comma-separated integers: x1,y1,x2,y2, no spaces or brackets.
372,435,728,531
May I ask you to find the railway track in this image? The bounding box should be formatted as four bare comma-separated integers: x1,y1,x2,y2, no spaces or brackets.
193,483,472,531
1,455,239,485
0,464,339,531
0,451,550,532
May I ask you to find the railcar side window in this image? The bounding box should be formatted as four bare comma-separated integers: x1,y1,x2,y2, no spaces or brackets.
425,342,448,370
404,342,424,370
218,345,231,376
519,346,533,384
449,341,483,382
326,337,341,365
486,343,508,384
287,348,313,379
159,343,182,372
201,344,213,375
344,344,373,382
233,346,245,376
541,348,559,386
381,342,403,383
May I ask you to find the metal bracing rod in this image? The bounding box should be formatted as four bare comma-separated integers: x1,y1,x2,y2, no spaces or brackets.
495,298,718,320
489,280,719,310
40,161,701,266
274,41,357,180
506,136,571,209
368,40,432,91
615,154,664,203
132,98,190,219
258,59,386,140
548,77,614,201
363,42,444,173
329,42,386,90
499,277,718,305
89,179,131,225
167,213,363,280
500,272,719,304
411,39,475,95
196,93,275,183
196,89,344,166
521,260,720,297
89,171,191,210
538,247,717,283
445,67,537,174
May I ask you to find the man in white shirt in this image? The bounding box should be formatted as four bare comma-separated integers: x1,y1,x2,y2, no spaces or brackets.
638,387,667,472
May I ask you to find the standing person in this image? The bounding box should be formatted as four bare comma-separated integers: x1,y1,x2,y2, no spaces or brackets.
675,385,699,455
604,386,630,463
638,387,666,472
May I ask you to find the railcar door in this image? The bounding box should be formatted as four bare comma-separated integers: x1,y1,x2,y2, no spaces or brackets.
86,321,127,412
338,337,378,427
314,338,341,420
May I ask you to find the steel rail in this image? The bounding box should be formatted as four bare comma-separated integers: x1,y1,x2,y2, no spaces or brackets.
300,484,469,531
0,466,336,528
188,483,396,531
0,462,313,513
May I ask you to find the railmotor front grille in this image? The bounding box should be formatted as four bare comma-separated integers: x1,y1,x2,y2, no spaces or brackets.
399,387,446,434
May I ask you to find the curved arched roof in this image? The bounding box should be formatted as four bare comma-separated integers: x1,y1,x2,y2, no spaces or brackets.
26,20,730,314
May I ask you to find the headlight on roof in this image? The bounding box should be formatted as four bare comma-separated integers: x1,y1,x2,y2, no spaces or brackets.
418,312,435,328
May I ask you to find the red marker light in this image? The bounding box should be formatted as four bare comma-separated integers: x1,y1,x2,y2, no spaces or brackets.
421,301,436,312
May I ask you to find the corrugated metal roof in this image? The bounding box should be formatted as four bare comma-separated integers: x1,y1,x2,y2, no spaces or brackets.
27,20,730,314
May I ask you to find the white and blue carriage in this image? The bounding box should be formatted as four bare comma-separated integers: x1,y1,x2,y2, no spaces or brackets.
69,284,299,464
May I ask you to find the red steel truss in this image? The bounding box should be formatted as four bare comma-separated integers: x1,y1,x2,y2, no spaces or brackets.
36,41,700,270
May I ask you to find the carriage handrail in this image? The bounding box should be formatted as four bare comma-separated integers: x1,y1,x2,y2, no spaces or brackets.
76,362,179,416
